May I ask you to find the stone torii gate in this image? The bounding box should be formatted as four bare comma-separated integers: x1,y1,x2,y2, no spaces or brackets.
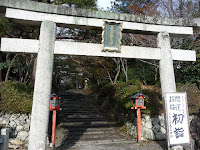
0,0,197,150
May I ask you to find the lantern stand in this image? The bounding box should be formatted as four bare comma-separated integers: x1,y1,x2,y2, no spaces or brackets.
130,92,146,142
50,94,61,149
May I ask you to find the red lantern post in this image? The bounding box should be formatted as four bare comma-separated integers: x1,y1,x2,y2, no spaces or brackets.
50,94,61,148
130,92,146,142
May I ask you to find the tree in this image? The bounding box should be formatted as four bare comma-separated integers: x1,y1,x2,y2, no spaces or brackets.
160,0,200,87
111,0,159,15
109,0,160,85
159,0,199,17
0,0,98,87
49,0,99,88
0,16,40,84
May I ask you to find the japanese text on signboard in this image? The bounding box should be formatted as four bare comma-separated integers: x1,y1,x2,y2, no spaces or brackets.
102,20,122,52
165,93,190,145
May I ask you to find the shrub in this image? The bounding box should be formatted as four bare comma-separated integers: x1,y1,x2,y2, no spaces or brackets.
90,81,165,117
89,80,141,112
177,83,200,114
90,81,200,117
114,80,141,109
142,87,163,116
0,81,33,113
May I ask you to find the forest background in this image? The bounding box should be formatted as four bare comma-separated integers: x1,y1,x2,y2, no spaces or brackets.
0,0,199,116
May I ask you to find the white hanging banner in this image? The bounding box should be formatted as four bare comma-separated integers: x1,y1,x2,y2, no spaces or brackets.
165,92,190,146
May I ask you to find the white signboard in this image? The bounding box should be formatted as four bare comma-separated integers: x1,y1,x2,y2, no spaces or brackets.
165,92,190,146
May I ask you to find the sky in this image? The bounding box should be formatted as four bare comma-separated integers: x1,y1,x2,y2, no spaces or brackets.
97,0,114,10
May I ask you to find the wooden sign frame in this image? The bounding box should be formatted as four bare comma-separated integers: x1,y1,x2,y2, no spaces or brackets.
102,20,123,52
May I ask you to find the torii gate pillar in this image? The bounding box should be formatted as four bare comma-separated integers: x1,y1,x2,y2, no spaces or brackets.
158,32,183,150
28,21,56,150
158,32,176,98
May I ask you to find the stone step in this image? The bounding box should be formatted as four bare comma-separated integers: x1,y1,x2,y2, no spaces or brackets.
61,113,99,117
62,114,102,118
65,139,136,147
62,114,101,118
61,107,95,111
62,111,99,115
61,120,113,126
63,133,122,141
60,123,114,129
60,126,114,133
61,119,105,123
55,91,138,150
61,111,97,115
63,130,116,136
61,98,90,101
61,108,96,111
61,100,87,102
62,110,98,113
61,103,93,107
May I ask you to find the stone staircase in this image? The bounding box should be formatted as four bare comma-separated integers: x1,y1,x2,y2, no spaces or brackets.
54,91,137,150
53,90,167,150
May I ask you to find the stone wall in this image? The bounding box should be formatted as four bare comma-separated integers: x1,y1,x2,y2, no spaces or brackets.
125,113,195,141
0,111,196,148
0,112,30,148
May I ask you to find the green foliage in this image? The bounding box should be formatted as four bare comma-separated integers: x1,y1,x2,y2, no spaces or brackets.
177,83,200,114
119,60,157,85
0,18,12,37
0,81,33,113
173,31,200,86
114,81,163,116
91,80,200,119
175,57,200,85
90,80,141,109
90,81,165,118
142,88,163,116
0,17,39,83
114,80,141,108
0,61,14,70
0,17,39,39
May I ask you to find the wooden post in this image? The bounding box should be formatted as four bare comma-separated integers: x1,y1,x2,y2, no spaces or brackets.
137,108,142,142
52,110,57,149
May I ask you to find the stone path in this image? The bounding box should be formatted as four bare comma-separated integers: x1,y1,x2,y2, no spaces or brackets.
54,90,167,150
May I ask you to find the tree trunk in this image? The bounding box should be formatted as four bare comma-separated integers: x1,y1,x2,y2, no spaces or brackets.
113,58,121,84
101,63,114,84
5,54,18,81
23,54,34,83
5,67,10,81
0,52,2,82
155,65,159,81
31,54,37,87
179,0,183,17
169,0,175,17
199,0,200,14
120,58,128,82
114,63,120,84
